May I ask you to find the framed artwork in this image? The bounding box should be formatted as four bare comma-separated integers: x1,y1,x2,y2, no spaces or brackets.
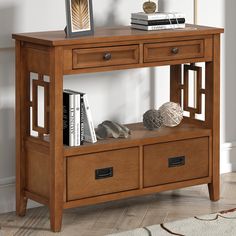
65,0,94,37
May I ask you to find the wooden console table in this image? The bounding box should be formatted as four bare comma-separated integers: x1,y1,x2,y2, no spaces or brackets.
13,24,223,232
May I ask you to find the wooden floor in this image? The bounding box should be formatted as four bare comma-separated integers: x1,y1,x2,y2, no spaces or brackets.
1,173,236,235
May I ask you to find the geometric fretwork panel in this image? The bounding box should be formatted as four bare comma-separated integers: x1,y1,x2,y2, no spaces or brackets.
31,74,50,136
182,64,205,121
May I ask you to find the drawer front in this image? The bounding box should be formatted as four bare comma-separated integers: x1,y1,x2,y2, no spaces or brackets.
67,147,139,201
73,45,139,69
144,137,209,187
144,40,204,63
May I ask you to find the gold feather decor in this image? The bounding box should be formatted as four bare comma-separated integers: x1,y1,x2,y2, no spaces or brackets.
71,0,91,32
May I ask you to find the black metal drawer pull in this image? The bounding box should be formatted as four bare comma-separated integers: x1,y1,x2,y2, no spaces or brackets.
95,167,113,179
168,156,185,168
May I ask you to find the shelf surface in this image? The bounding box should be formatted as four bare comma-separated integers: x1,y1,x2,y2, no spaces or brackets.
12,24,224,46
64,122,211,156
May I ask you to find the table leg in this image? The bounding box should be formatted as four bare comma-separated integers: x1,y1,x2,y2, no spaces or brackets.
49,47,64,232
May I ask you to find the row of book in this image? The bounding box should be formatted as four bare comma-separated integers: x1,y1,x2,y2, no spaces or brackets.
131,12,185,31
63,89,97,146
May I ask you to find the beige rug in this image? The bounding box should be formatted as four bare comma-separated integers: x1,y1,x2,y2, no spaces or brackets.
1,206,236,235
106,209,236,236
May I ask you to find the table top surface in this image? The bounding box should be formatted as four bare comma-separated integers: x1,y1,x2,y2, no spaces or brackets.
12,24,224,46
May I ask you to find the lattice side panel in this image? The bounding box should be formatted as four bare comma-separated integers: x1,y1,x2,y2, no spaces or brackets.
184,63,205,123
170,63,206,125
30,73,50,139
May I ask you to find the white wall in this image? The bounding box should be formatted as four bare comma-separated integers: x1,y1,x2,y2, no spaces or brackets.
0,0,66,48
0,0,234,213
197,0,236,172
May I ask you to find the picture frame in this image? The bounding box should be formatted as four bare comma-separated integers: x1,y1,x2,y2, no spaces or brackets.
65,0,94,37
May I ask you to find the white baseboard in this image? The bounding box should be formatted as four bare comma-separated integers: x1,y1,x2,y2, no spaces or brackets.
221,141,236,173
0,141,235,214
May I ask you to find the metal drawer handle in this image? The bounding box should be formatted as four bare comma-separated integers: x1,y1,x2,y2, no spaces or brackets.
95,167,113,179
171,47,179,54
103,52,112,61
168,156,185,168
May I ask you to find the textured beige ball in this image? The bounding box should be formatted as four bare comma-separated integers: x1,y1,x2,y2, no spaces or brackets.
159,102,183,127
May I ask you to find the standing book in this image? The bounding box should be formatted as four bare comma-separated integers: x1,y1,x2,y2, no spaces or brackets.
63,90,81,146
73,92,81,146
79,93,85,145
80,93,97,143
63,91,75,146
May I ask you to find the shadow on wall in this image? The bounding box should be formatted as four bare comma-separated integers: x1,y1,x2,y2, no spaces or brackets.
148,0,166,110
224,0,236,166
0,108,15,175
0,5,17,48
0,5,17,179
95,0,122,27
0,47,16,178
158,0,166,12
104,0,120,27
224,0,236,142
94,0,166,27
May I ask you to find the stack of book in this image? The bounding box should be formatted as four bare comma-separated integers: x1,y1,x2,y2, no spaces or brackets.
63,89,97,147
131,12,185,31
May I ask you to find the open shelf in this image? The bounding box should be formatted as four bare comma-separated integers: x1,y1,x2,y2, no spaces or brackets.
64,122,211,156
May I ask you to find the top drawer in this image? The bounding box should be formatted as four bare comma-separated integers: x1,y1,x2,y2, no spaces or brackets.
144,40,204,63
73,45,139,69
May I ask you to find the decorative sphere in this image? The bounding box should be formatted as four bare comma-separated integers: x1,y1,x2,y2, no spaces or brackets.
143,109,163,130
143,1,157,14
159,102,183,127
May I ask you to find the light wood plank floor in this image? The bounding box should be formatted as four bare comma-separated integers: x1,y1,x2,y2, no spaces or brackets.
1,173,236,235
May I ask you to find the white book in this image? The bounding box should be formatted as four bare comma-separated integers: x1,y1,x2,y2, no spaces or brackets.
131,23,185,31
82,94,97,143
74,93,81,146
131,12,185,21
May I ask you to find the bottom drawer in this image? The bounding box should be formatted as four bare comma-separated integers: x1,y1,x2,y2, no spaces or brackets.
67,147,139,201
144,137,209,187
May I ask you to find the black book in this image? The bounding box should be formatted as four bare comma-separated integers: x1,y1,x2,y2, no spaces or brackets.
63,91,75,146
131,18,185,26
64,89,83,146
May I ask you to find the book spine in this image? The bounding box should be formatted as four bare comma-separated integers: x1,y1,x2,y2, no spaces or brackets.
131,18,185,26
63,92,70,146
69,94,75,146
83,94,97,143
74,93,81,146
80,94,84,145
131,23,185,31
